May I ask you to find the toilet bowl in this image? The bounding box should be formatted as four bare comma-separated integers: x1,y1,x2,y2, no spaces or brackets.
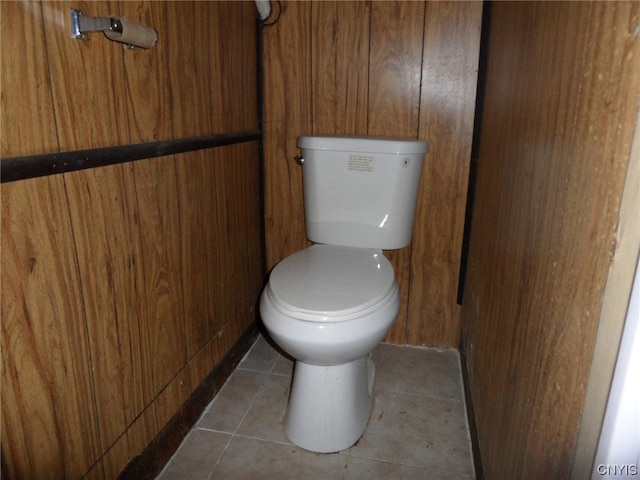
259,135,428,453
260,244,399,452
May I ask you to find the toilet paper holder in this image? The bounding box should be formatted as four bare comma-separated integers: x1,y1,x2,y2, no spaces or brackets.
70,8,157,49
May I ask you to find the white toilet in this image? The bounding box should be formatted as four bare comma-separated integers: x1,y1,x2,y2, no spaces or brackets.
259,135,428,453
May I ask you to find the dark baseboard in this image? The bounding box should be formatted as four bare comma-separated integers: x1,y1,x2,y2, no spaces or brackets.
459,339,485,480
118,323,260,480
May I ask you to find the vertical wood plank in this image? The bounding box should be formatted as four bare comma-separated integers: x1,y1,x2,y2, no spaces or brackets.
572,108,640,480
0,1,58,157
311,1,370,136
463,5,594,476
461,2,640,477
165,1,211,138
1,178,101,478
105,1,174,468
133,155,187,403
204,0,261,363
529,2,640,476
125,1,187,417
56,0,164,467
368,0,425,343
118,1,171,143
63,163,155,454
211,143,264,333
49,0,149,455
42,0,129,150
208,1,259,133
175,150,216,359
263,1,313,269
166,1,216,360
409,1,482,347
368,1,424,137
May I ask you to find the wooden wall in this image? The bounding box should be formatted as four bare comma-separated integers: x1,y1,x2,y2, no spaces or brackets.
1,2,262,478
262,1,482,347
461,2,640,478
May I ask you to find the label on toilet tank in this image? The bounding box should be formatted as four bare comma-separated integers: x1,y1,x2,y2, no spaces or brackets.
348,154,375,172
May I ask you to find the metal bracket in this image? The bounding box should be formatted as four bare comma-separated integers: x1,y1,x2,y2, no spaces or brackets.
70,9,114,39
70,8,156,49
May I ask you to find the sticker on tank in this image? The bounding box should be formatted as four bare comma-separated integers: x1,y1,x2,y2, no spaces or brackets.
347,154,375,172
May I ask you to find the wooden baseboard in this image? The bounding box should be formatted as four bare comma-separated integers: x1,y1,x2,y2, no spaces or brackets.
118,323,260,480
459,337,485,480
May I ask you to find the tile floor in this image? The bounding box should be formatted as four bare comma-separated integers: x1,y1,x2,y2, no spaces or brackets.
156,334,475,479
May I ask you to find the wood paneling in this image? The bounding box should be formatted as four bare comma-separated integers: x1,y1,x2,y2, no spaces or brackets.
263,1,482,346
65,163,154,454
120,1,171,143
461,2,640,477
1,177,101,478
311,1,370,136
43,1,130,150
211,142,264,337
263,1,313,268
207,1,259,132
1,2,262,478
573,95,640,478
368,1,426,343
166,1,211,138
411,1,481,346
177,151,217,358
0,2,58,156
367,2,424,137
134,156,188,424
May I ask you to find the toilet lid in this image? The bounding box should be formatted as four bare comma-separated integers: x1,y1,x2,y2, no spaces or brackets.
267,244,396,320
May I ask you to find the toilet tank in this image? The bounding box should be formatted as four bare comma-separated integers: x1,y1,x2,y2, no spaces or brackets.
297,135,428,250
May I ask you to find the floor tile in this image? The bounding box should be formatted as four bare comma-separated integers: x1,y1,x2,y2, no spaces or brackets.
235,373,292,444
157,335,475,479
156,430,231,480
197,370,267,433
269,352,294,376
238,335,282,373
344,456,454,479
211,436,349,479
372,343,463,400
350,389,474,477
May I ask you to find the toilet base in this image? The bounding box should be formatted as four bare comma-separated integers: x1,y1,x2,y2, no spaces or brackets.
284,355,375,453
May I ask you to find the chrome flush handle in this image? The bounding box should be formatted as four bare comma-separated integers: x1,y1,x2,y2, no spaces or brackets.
294,155,305,166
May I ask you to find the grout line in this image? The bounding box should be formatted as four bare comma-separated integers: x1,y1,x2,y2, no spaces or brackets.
205,370,267,478
379,341,460,354
205,434,234,480
372,386,464,404
227,434,293,447
237,366,291,377
195,426,236,435
345,451,472,478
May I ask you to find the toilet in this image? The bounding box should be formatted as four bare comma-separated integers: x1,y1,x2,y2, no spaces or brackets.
259,135,428,453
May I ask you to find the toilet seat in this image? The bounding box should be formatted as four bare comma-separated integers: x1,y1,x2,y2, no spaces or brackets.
266,244,396,322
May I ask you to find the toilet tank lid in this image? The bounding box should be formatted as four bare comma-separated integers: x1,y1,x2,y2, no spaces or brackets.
297,135,429,155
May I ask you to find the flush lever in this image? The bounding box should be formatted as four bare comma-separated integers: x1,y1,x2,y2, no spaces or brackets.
294,155,304,166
